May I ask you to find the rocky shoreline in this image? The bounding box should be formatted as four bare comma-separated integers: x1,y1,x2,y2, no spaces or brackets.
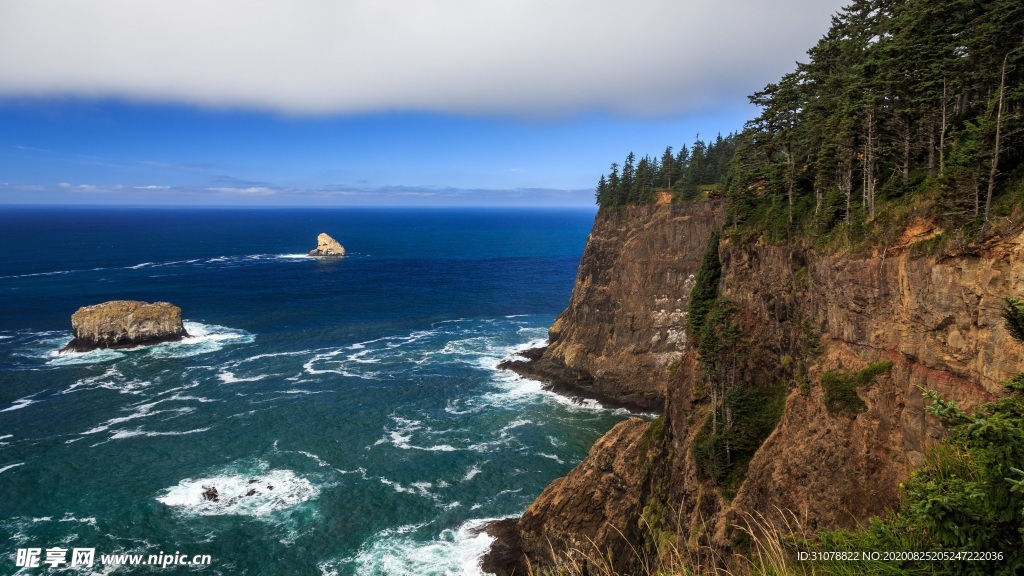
498,346,657,414
482,346,661,575
479,519,525,576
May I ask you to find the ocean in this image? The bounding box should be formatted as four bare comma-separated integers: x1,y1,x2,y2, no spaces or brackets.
0,206,636,576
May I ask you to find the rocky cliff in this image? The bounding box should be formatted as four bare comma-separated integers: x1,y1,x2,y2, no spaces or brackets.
486,202,1024,574
62,300,188,352
502,202,723,412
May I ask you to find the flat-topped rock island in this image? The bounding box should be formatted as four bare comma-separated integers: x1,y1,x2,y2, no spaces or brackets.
61,300,189,352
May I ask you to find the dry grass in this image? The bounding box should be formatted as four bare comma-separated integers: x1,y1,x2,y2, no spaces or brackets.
524,505,822,576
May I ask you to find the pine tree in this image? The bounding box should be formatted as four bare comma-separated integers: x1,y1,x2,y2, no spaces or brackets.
688,229,722,341
661,146,677,188
621,152,636,204
607,163,622,206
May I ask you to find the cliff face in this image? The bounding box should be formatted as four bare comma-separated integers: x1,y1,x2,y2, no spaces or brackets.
503,202,723,412
487,202,1024,574
709,228,1023,539
62,300,188,352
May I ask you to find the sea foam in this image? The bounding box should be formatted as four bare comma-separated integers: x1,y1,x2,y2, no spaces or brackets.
46,321,254,366
157,468,319,517
349,518,502,576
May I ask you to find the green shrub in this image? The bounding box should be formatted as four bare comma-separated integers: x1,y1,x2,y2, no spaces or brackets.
821,361,894,415
909,231,946,257
811,298,1024,574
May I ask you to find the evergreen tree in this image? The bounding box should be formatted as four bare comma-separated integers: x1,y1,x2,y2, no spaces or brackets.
661,146,677,188
607,163,622,206
595,174,610,206
724,0,1024,237
687,229,722,341
828,292,1024,574
621,152,636,203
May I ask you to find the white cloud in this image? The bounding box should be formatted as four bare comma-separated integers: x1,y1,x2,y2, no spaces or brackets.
1,180,595,206
208,186,278,195
0,0,845,116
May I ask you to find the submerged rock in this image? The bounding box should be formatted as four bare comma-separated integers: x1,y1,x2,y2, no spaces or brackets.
61,300,188,352
308,233,345,257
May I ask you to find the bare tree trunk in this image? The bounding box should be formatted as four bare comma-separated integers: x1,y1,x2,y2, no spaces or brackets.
985,51,1012,224
865,108,877,220
902,130,911,185
940,79,948,177
862,141,868,209
785,146,795,225
928,126,936,177
724,402,732,465
711,383,718,435
974,168,981,218
841,153,853,224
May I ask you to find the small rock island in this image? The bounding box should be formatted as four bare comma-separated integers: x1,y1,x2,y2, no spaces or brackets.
308,233,345,257
61,300,189,353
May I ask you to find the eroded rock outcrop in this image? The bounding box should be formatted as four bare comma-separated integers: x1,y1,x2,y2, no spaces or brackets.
487,200,1024,575
501,202,723,412
308,233,345,257
62,300,188,352
483,418,653,575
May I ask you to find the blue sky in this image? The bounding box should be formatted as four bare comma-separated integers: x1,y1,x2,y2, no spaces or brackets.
0,0,847,207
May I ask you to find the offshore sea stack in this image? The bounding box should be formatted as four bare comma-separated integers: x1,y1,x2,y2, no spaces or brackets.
61,300,188,352
308,233,345,257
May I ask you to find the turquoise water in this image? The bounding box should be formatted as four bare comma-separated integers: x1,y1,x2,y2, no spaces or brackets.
0,207,635,575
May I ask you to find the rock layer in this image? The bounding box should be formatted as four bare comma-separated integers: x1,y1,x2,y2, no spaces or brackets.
309,233,345,257
62,300,188,352
487,201,1024,575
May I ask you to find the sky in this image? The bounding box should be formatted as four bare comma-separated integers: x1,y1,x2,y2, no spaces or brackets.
0,0,847,207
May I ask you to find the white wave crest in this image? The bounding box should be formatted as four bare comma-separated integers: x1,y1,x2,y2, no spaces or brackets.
79,399,194,435
462,465,483,481
150,322,255,358
218,370,270,384
375,416,461,452
45,321,253,365
102,427,210,444
0,463,25,474
0,396,39,413
350,518,501,576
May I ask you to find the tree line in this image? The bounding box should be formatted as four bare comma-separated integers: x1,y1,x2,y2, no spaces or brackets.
595,0,1024,241
727,0,1024,238
595,134,736,207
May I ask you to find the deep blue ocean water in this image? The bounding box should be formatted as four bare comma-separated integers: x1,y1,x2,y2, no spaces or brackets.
0,207,636,576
